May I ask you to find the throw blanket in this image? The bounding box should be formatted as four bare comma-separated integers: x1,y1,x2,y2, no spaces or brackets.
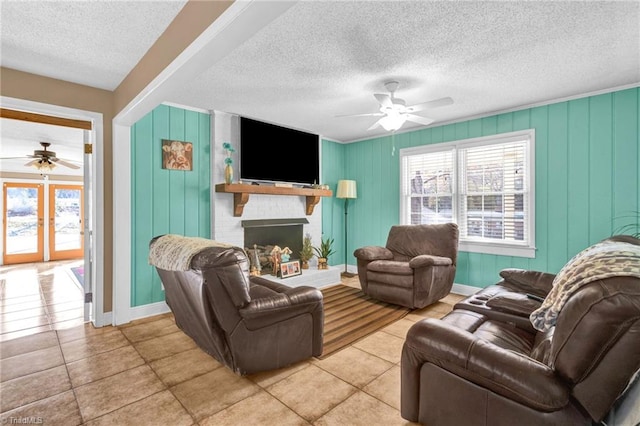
530,239,640,332
149,234,232,271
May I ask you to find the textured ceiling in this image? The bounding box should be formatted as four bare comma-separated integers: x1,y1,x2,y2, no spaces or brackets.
0,0,186,175
166,1,640,141
0,0,188,90
1,1,639,146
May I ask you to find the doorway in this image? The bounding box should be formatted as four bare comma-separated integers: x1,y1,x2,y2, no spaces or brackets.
1,98,103,328
49,184,84,261
2,182,84,265
2,182,44,264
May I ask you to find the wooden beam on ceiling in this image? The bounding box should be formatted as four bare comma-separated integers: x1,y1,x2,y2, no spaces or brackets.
0,108,92,130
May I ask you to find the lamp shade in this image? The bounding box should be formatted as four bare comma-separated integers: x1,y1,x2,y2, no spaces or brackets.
336,180,357,199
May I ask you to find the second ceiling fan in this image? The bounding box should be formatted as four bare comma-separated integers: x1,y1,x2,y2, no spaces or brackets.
340,81,453,132
0,142,81,172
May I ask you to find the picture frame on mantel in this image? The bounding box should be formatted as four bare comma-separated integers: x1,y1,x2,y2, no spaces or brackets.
280,260,301,279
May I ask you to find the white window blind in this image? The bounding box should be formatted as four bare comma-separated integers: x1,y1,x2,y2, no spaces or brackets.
400,130,535,258
458,141,528,244
406,149,455,225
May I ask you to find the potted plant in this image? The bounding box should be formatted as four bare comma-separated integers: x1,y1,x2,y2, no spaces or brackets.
300,233,313,269
313,236,335,270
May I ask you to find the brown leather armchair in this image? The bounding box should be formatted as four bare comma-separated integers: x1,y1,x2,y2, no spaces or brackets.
401,238,640,425
151,238,324,376
353,223,458,309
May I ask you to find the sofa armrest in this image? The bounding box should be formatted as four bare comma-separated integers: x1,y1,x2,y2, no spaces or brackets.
402,319,569,413
485,293,542,316
409,254,452,269
353,246,394,261
499,268,556,296
239,286,323,330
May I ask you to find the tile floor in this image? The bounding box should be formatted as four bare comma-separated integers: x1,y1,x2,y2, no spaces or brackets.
0,259,85,342
0,271,464,425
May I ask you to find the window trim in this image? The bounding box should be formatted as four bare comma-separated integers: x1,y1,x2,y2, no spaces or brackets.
399,129,536,258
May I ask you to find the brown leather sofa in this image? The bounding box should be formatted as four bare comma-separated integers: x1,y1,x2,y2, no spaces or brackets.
353,223,459,309
454,235,640,332
401,236,640,425
453,268,554,332
151,239,324,376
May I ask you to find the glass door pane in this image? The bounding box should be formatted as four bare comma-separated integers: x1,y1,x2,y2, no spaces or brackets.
3,183,44,264
49,185,84,260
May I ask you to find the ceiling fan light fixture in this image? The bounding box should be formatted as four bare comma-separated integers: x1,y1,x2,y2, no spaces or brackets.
32,159,56,172
379,112,406,131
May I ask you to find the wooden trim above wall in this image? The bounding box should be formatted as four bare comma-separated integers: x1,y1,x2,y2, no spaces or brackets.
0,108,92,130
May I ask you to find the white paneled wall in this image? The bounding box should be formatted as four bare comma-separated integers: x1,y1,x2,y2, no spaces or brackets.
210,111,323,253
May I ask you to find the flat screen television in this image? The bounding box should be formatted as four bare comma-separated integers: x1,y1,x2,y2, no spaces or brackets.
240,116,320,185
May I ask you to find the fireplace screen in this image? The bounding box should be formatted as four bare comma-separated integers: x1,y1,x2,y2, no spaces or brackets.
242,218,308,275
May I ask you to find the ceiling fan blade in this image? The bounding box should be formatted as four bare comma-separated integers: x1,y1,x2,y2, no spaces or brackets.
335,112,384,118
405,114,435,126
24,159,39,167
374,93,393,108
51,158,81,169
405,97,454,113
0,156,31,160
367,118,383,131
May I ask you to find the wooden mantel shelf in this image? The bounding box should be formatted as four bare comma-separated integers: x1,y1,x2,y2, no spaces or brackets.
215,183,333,217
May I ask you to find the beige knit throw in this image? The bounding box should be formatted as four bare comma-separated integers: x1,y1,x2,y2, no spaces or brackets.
149,234,232,271
530,239,640,332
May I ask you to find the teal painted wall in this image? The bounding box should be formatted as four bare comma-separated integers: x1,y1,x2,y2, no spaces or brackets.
321,139,346,266
322,87,639,288
131,105,211,307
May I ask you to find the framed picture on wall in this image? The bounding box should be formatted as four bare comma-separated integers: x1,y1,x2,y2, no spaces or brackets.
162,139,193,171
280,260,301,278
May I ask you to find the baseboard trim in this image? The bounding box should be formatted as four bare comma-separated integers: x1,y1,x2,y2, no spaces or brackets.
101,311,113,326
128,301,171,322
338,264,358,275
451,283,480,296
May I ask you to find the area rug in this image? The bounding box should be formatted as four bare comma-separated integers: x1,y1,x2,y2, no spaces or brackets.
318,284,411,359
70,266,84,288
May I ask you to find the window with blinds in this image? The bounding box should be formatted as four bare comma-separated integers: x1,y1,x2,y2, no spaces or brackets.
400,130,535,258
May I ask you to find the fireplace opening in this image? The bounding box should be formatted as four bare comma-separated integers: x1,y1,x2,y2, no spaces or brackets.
242,218,308,274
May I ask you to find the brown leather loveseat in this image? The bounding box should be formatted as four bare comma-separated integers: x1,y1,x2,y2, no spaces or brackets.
401,236,640,425
149,235,324,376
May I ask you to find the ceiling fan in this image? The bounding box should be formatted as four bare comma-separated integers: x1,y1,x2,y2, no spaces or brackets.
338,81,453,132
1,142,81,172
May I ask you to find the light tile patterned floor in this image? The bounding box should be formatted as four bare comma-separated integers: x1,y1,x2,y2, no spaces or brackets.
1,260,85,342
0,268,464,425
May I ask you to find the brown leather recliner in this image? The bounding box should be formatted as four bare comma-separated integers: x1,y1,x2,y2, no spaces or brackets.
401,237,640,425
353,223,458,309
151,239,324,376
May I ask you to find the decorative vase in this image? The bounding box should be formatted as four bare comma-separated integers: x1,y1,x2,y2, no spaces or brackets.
301,260,309,270
224,164,233,184
318,257,328,270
